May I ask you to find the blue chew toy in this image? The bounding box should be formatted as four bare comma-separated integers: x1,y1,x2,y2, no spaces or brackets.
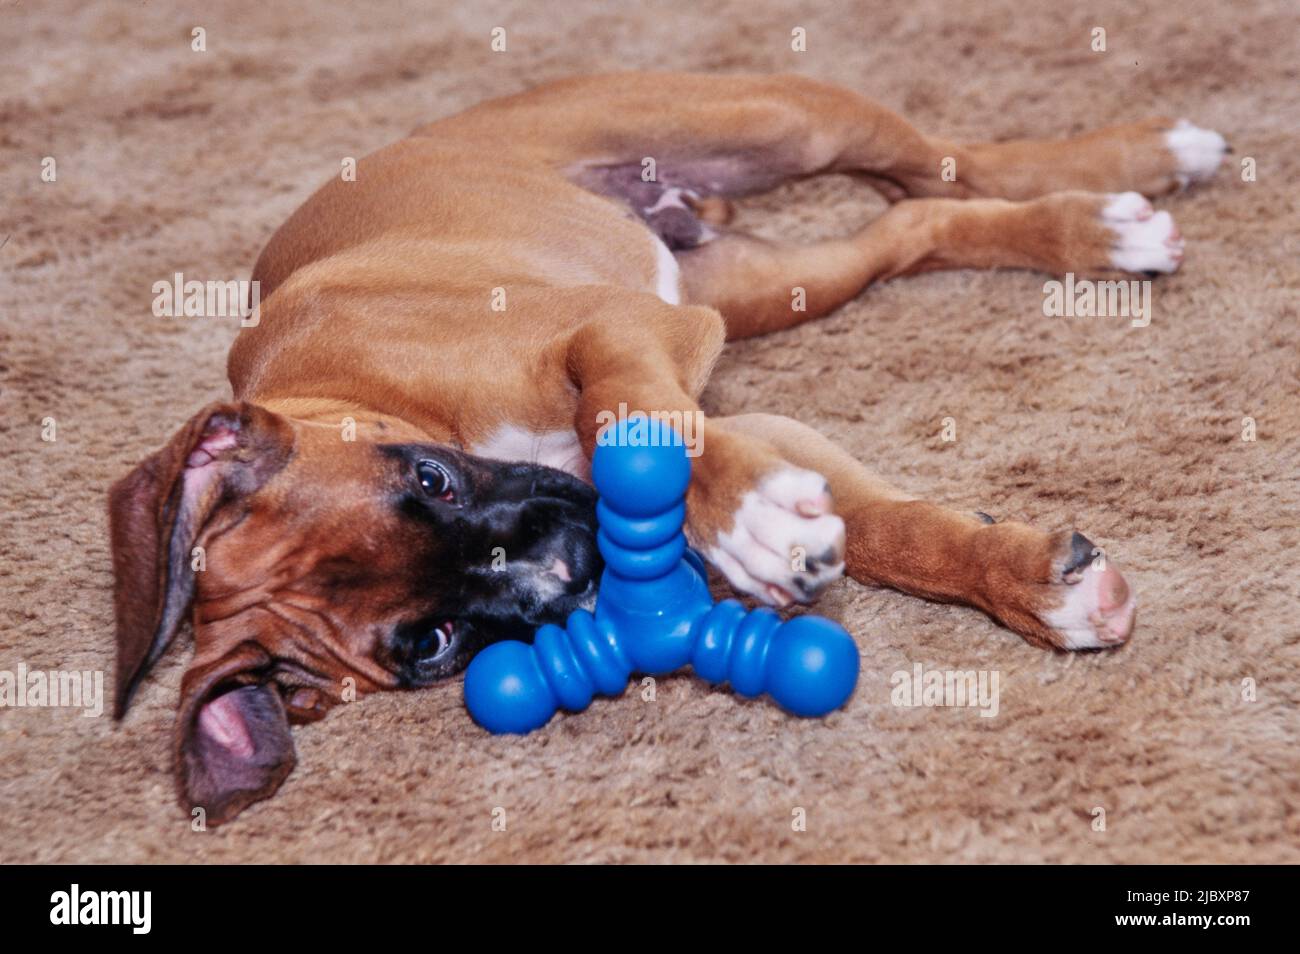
463,417,860,734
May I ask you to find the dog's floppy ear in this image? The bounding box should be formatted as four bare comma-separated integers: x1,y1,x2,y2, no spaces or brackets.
175,641,296,827
108,401,293,718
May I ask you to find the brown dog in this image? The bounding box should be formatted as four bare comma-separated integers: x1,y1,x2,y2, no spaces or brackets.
110,72,1227,825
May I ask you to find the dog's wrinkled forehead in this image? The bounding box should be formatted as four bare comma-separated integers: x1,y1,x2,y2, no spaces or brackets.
227,429,460,550
177,430,459,657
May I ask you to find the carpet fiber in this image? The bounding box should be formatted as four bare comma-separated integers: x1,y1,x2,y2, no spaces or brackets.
2,0,1296,863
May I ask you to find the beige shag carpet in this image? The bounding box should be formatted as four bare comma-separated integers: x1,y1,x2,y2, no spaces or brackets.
2,0,1297,863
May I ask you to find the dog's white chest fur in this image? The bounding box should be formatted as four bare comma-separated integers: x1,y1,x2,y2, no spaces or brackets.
651,234,682,305
470,424,589,478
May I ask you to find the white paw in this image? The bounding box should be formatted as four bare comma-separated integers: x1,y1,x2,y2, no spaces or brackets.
706,467,845,606
1042,562,1137,650
1103,192,1184,273
1166,119,1228,188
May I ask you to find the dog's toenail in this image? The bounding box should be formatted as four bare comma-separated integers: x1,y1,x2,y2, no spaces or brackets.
1062,531,1096,578
766,584,794,607
796,491,832,517
974,511,996,525
791,575,820,600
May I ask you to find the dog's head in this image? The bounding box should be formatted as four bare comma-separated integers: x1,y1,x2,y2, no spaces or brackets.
109,401,599,825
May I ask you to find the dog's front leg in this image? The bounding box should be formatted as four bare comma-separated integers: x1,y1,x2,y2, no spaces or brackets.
567,297,846,608
711,413,1137,651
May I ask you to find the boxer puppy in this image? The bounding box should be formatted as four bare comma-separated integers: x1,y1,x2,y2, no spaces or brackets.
110,72,1227,824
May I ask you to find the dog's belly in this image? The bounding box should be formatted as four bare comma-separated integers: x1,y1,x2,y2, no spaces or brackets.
252,138,679,304
470,423,590,480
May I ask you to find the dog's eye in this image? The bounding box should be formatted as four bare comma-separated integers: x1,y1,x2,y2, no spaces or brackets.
412,621,454,660
416,460,456,502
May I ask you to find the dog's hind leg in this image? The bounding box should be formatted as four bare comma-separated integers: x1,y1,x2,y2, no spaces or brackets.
949,118,1229,201
709,413,1136,652
678,190,1182,339
426,72,947,206
427,72,1226,212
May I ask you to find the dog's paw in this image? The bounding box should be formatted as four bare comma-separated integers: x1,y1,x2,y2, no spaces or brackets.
1039,532,1137,649
973,523,1136,651
1081,117,1228,198
1102,191,1184,274
1165,119,1229,189
704,467,845,607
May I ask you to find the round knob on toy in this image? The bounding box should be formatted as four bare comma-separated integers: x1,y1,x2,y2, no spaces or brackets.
592,418,691,580
590,416,691,518
764,615,861,716
692,601,860,717
464,611,633,735
462,640,554,735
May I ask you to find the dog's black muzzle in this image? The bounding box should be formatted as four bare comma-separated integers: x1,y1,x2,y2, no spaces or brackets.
386,442,603,630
